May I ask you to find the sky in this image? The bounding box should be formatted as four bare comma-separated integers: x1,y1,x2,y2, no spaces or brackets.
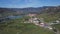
0,0,60,8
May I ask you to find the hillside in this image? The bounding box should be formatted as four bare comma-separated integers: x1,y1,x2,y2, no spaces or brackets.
38,6,60,22
0,6,60,34
0,6,60,21
0,18,54,34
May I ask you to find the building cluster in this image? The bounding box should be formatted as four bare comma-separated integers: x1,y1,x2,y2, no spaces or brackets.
24,13,60,33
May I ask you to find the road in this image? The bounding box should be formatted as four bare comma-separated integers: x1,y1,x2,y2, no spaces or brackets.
56,29,60,34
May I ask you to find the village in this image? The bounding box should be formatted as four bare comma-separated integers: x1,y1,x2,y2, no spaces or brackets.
24,13,60,34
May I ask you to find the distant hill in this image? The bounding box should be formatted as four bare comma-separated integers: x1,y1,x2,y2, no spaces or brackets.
0,6,60,18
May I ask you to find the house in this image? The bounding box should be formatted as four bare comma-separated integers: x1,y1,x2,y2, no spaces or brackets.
27,13,37,17
39,23,45,27
29,17,41,24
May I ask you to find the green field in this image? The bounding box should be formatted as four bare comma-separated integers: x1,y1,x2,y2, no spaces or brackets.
0,18,55,34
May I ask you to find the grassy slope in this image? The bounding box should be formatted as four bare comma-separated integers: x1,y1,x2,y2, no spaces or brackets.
0,18,54,34
52,24,60,30
37,13,60,22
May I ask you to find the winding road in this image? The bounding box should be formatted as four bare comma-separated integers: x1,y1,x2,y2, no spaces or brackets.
34,22,60,34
